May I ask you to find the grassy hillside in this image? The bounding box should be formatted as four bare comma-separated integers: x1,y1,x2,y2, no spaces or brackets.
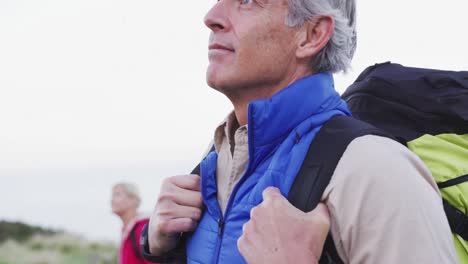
0,221,117,264
0,221,57,244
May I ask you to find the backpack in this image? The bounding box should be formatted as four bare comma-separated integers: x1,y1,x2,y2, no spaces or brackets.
338,62,468,263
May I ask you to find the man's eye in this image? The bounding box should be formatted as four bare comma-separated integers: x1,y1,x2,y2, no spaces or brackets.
240,0,253,5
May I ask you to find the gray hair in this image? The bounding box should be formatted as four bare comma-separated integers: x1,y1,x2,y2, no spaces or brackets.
113,182,141,207
286,0,356,73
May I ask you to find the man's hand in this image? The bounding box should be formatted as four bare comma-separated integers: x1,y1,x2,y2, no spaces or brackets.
238,187,330,264
148,175,203,255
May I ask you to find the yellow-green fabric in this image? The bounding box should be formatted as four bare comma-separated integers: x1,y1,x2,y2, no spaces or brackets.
408,133,468,264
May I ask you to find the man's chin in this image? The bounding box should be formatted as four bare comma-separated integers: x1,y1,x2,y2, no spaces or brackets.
206,69,246,96
207,80,226,94
206,70,226,90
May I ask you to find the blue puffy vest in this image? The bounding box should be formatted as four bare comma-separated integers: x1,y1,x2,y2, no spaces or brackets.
187,73,350,263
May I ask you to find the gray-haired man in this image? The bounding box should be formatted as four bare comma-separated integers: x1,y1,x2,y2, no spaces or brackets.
142,0,458,263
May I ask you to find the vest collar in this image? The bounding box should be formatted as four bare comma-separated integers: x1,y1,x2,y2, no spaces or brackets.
246,72,350,170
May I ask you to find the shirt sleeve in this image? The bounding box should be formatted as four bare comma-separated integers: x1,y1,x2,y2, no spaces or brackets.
322,135,458,264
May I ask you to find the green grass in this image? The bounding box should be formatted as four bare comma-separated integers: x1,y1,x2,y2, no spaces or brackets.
0,234,117,264
0,221,57,244
0,221,117,264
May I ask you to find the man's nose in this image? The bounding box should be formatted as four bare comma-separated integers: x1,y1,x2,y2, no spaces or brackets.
204,1,230,32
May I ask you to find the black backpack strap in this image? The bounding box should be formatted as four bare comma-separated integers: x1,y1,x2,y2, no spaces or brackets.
288,115,391,264
443,199,468,241
130,225,143,260
437,174,468,240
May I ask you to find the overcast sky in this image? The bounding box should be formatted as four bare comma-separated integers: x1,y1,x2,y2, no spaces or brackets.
1,0,467,243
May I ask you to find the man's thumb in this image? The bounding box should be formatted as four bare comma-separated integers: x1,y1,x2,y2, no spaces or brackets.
262,186,285,201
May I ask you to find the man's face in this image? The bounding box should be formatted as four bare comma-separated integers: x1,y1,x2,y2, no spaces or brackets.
204,0,299,94
111,186,136,215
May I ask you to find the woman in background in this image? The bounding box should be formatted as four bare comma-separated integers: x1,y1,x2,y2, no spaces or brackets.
111,182,153,264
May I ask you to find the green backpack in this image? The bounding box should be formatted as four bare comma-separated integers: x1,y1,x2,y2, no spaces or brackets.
341,62,468,262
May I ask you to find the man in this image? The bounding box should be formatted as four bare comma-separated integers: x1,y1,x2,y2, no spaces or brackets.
112,182,154,264
142,0,458,263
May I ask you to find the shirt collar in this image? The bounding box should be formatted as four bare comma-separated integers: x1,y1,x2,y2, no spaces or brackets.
214,111,248,154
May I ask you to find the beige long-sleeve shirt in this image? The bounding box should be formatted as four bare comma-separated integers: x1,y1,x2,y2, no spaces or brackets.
212,113,458,264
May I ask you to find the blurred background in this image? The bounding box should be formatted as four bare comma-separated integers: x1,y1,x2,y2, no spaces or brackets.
1,0,467,263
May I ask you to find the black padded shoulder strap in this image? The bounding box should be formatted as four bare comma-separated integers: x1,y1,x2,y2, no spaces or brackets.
288,115,390,211
288,115,391,264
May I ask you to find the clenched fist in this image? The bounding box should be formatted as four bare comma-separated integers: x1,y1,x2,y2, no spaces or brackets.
238,187,330,264
148,174,204,255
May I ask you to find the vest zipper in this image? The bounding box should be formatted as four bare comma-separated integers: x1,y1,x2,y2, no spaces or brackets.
214,110,256,264
217,217,224,237
213,213,224,263
213,166,254,264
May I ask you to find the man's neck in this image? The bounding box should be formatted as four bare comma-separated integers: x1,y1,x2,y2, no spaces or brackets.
230,70,314,126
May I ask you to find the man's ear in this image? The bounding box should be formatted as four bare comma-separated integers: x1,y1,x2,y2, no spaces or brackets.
296,16,334,60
